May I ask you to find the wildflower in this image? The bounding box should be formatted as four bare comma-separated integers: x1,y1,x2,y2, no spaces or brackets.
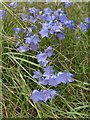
59,13,68,24
44,8,52,15
33,69,42,79
39,60,48,67
64,2,71,8
57,71,74,84
30,43,39,51
65,20,76,30
38,77,49,85
32,25,37,30
29,15,37,23
43,66,54,78
36,52,47,63
54,9,64,18
56,32,65,40
42,89,57,101
54,26,62,33
85,17,90,24
42,22,50,29
17,45,29,52
48,75,58,87
36,52,48,67
64,71,74,83
25,37,32,44
80,22,88,32
39,8,52,21
9,2,17,9
84,17,90,29
14,28,21,34
27,27,32,36
41,14,52,22
39,28,49,38
29,7,39,16
0,10,6,21
25,34,40,45
21,14,28,21
45,46,54,57
61,0,71,8
50,22,63,34
30,90,46,103
31,34,40,45
48,20,54,28
49,29,55,35
30,89,57,103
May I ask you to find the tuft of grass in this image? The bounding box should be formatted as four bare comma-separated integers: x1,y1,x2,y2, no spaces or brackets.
1,2,90,119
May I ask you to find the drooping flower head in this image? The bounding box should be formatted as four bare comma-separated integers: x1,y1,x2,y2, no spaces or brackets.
10,2,17,9
29,15,37,23
80,22,88,32
59,13,68,24
33,69,43,79
45,46,54,57
14,28,21,34
30,90,46,103
57,71,74,84
56,32,65,40
36,52,47,63
85,17,90,24
21,14,28,21
30,89,57,103
43,66,54,78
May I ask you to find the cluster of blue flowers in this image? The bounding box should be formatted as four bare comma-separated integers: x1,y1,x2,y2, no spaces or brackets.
33,66,74,86
1,1,90,103
13,7,89,53
31,47,74,102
